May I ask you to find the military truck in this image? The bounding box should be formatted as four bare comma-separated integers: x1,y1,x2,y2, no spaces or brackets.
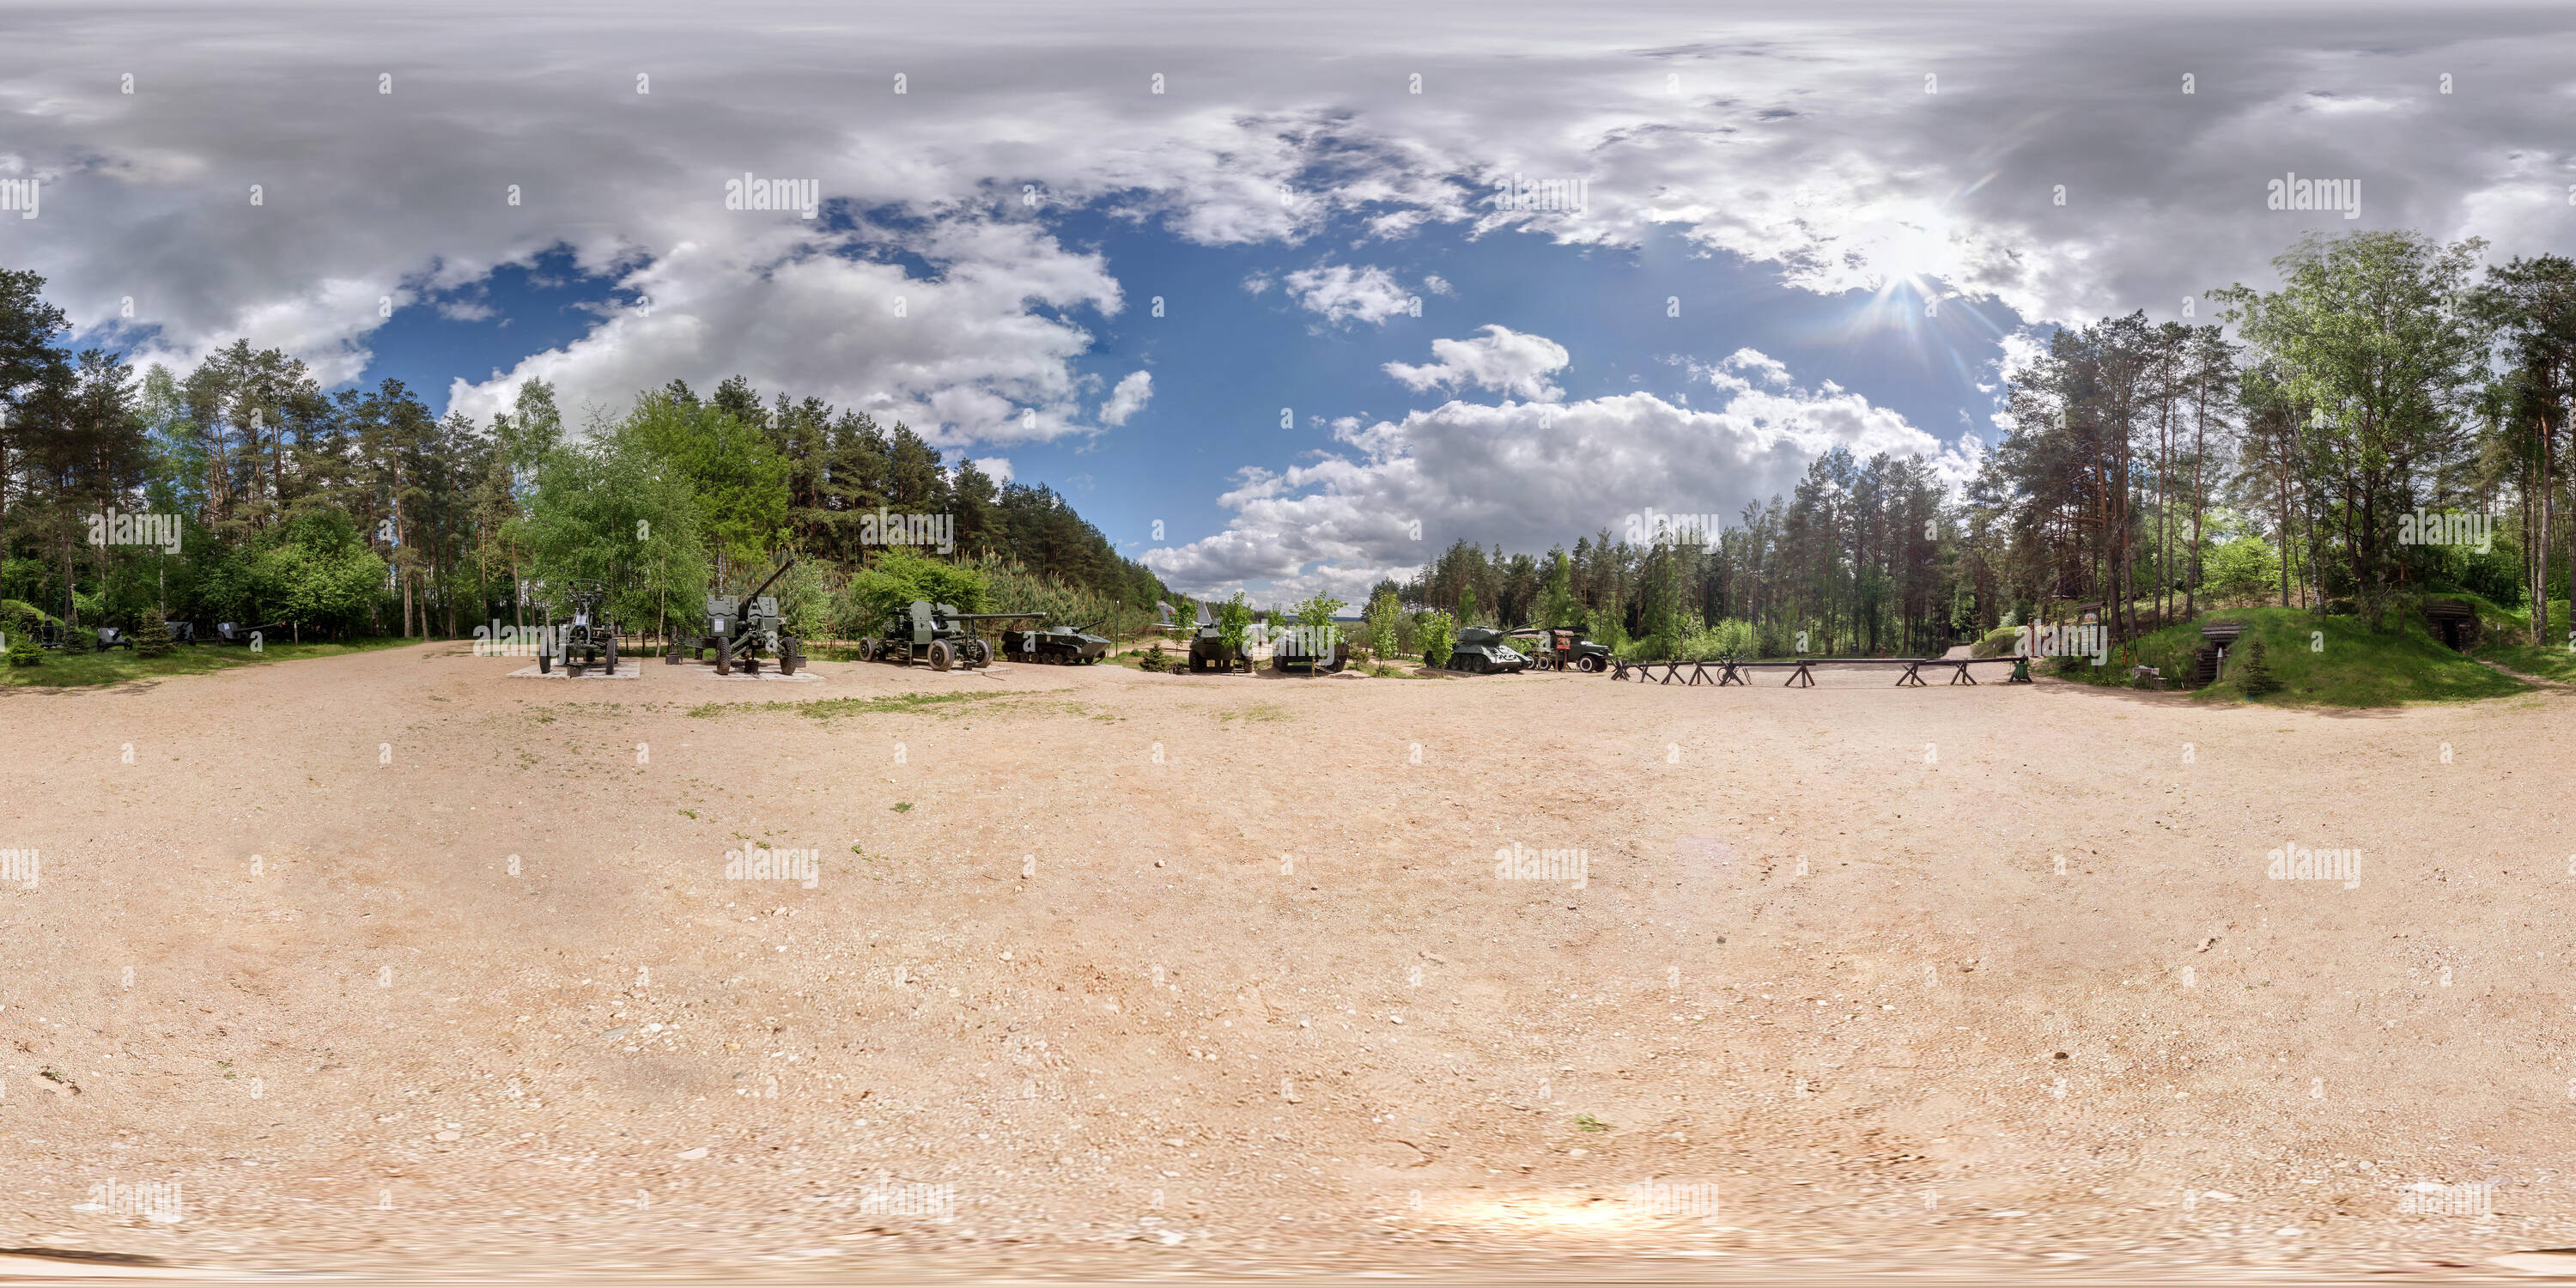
668,556,804,675
1442,625,1528,674
1510,626,1611,672
860,601,1039,671
1003,621,1110,665
1185,603,1248,673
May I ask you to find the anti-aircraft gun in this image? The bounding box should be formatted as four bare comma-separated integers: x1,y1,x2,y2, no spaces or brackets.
668,555,804,675
860,601,1040,671
1003,621,1110,665
537,580,618,677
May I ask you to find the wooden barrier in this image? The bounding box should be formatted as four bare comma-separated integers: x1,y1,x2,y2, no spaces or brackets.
1609,655,2029,688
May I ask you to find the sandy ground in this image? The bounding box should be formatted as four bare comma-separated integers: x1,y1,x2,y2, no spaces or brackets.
4,644,2576,1283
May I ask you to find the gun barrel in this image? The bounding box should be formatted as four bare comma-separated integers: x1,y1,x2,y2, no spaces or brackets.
742,555,797,604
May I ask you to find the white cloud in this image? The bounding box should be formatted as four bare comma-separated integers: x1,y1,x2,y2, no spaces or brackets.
1146,346,1971,598
1099,369,1152,427
1275,263,1417,325
971,457,1014,484
1383,325,1570,402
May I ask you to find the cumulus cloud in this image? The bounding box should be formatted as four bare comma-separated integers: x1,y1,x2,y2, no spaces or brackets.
1273,263,1418,325
1099,369,1152,427
1383,325,1571,402
1145,345,1973,598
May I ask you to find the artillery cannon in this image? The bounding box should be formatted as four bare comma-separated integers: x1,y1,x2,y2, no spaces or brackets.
537,580,619,677
1004,620,1110,665
860,601,1038,671
668,556,804,676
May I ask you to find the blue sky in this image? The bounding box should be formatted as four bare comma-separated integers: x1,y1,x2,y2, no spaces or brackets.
338,212,2026,581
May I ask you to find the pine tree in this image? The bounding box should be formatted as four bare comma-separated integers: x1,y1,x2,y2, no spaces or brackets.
2236,635,2282,696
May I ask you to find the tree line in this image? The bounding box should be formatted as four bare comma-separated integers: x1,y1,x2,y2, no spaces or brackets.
0,265,1172,644
1381,231,2571,660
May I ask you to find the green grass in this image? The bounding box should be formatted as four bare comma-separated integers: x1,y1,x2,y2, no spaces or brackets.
2,636,422,688
683,689,1033,720
2476,641,2576,683
2050,605,2524,707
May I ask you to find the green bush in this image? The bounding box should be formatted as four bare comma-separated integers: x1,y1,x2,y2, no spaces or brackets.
133,618,175,659
834,548,988,635
6,628,39,666
63,623,95,654
1419,610,1456,669
2235,636,2282,696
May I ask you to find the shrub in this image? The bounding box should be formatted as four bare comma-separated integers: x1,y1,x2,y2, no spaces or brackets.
6,628,39,666
133,618,175,659
2235,635,2283,697
63,623,95,654
1419,610,1456,669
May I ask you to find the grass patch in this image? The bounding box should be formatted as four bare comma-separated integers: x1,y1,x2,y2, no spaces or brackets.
3,636,422,688
2051,605,2524,707
2476,642,2576,683
1571,1114,1610,1133
684,690,1036,720
1218,703,1293,723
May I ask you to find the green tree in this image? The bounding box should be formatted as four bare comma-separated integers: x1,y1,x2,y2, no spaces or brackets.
1419,609,1456,669
1365,589,1402,663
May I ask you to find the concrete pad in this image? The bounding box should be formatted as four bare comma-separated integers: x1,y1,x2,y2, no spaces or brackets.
506,661,642,680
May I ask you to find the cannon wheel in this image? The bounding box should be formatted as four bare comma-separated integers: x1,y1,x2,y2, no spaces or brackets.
715,635,732,675
780,636,799,676
538,628,553,674
604,635,618,675
930,640,955,671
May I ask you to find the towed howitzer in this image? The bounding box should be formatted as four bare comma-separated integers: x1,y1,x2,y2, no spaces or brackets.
668,555,804,675
861,601,1041,671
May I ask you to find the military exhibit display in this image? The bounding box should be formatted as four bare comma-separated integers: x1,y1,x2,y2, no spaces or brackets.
1185,602,1247,673
668,555,805,676
859,601,1041,671
536,580,619,677
1443,625,1529,674
1270,622,1350,673
1002,621,1110,665
1511,626,1611,671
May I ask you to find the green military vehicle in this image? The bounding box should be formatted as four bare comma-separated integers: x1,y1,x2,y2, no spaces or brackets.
1186,603,1248,672
860,601,1039,671
1443,625,1528,674
1004,621,1110,665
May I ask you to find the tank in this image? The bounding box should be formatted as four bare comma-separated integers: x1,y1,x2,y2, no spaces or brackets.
1005,622,1110,665
1443,625,1528,674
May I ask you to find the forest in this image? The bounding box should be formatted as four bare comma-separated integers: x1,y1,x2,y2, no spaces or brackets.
0,265,1172,652
1374,231,2571,662
6,229,2570,668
